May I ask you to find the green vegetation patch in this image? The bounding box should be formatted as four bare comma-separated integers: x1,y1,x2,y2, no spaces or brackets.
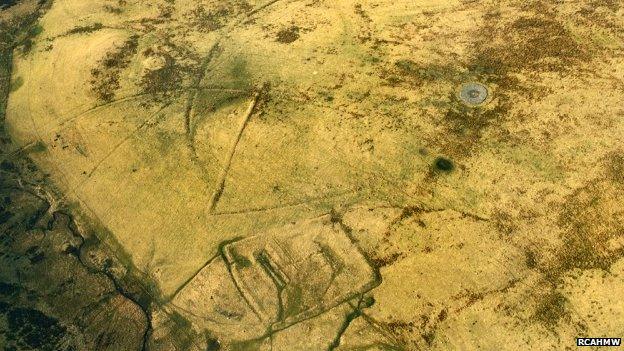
9,76,23,92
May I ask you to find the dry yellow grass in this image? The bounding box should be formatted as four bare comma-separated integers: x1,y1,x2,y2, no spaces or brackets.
3,0,624,349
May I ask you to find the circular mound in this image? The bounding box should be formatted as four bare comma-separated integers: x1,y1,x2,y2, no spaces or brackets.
459,82,488,106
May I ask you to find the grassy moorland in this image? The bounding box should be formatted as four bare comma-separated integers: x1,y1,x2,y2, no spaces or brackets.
3,0,624,350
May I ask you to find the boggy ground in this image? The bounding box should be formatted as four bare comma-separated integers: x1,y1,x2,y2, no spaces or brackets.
2,0,624,350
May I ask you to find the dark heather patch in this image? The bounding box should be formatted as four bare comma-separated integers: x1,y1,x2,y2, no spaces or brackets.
534,291,569,327
5,307,67,350
89,35,139,102
551,179,624,280
206,338,221,351
187,6,230,32
276,26,300,44
422,331,435,346
65,23,104,35
140,53,183,98
525,250,537,269
186,1,252,33
0,281,20,296
604,151,624,184
472,9,587,75
370,252,402,268
0,208,13,224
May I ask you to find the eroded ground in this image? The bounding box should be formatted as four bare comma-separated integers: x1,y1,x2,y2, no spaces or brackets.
1,0,624,350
